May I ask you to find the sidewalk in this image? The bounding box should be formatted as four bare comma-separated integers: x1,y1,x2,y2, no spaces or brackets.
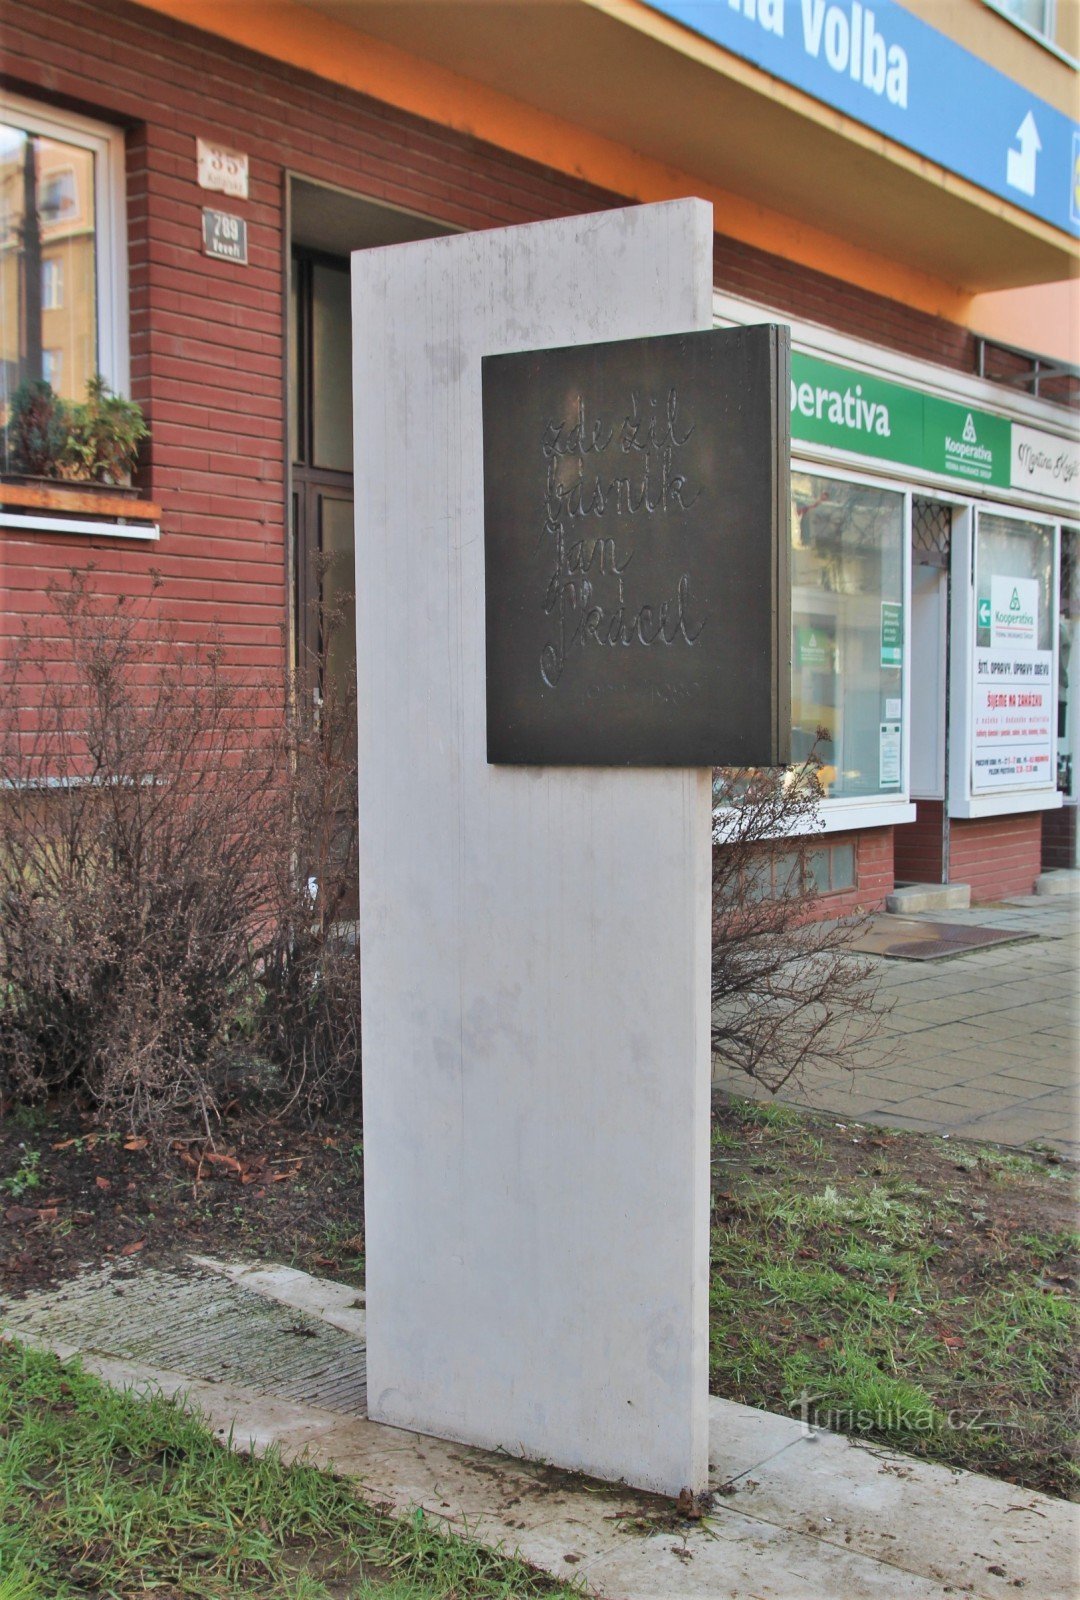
4,1255,1076,1600
713,892,1080,1157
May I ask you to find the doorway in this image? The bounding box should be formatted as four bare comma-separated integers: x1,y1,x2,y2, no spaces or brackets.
290,247,355,716
903,497,954,883
287,177,453,698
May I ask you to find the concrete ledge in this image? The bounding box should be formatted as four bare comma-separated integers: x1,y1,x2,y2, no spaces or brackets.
886,882,972,914
1035,869,1080,897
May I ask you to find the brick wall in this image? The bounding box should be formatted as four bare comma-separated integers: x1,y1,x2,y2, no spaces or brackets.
894,801,945,886
1,0,1015,685
949,813,1043,902
1042,806,1076,870
825,827,894,918
896,802,1045,900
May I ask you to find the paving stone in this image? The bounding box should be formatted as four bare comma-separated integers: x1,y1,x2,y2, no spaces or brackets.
759,896,1077,1149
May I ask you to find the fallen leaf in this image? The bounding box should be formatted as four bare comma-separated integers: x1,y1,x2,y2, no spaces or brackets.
204,1152,242,1173
886,1284,897,1303
123,1137,148,1152
36,1207,58,1224
95,1176,111,1192
52,1138,79,1150
942,1336,963,1349
120,1239,145,1256
4,1205,41,1223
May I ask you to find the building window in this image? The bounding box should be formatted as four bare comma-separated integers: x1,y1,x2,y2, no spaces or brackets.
995,0,1055,40
39,166,79,226
0,94,127,435
41,257,63,311
971,511,1056,797
743,838,857,900
791,472,905,801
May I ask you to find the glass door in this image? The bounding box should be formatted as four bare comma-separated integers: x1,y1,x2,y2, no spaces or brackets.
290,248,355,713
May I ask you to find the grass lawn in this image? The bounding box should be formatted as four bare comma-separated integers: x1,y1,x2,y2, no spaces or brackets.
0,1340,582,1600
710,1096,1078,1500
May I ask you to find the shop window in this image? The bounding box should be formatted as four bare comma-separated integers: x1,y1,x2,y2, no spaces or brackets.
975,514,1054,654
1060,528,1078,800
0,95,127,435
971,512,1055,797
791,472,905,801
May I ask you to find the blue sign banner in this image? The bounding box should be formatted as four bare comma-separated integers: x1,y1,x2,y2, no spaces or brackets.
646,0,1080,238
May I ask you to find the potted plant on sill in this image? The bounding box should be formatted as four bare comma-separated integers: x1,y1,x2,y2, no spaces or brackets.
2,375,149,496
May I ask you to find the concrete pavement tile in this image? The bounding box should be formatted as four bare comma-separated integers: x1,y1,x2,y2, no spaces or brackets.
863,1111,953,1132
950,1113,1065,1146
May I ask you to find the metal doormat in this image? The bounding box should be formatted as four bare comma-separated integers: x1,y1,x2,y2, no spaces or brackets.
849,916,1039,961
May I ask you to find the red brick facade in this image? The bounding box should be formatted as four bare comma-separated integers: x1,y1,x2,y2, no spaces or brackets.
824,827,895,919
895,801,1043,902
894,801,946,887
1042,805,1076,870
0,0,1060,908
2,0,1015,671
949,814,1043,903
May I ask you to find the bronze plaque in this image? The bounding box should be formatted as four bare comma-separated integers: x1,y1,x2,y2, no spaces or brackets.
482,324,790,767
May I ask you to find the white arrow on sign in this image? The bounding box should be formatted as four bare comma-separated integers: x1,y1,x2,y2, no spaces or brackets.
1006,111,1041,197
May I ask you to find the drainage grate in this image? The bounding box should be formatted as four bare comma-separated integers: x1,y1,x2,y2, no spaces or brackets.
1,1262,367,1414
849,917,1038,961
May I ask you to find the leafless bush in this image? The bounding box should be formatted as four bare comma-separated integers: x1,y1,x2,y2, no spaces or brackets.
254,591,362,1117
0,571,281,1136
0,569,366,1136
711,752,886,1093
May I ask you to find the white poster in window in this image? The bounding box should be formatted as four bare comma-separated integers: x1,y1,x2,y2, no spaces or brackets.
971,649,1054,793
989,575,1038,650
879,721,901,788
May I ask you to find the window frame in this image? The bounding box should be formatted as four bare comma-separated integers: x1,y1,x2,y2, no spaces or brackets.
0,90,129,398
981,0,1077,66
949,501,1064,819
789,457,916,835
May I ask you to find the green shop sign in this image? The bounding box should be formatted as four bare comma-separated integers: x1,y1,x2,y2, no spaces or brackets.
790,354,1011,489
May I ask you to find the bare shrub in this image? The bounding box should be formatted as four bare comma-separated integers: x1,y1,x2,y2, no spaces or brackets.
711,753,886,1093
0,572,281,1136
254,591,362,1116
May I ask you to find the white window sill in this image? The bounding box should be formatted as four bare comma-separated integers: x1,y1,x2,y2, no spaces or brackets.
713,797,915,841
951,789,1063,820
0,511,159,541
818,799,917,833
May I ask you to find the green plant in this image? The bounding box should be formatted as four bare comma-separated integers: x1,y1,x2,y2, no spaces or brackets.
2,380,69,477
2,375,148,486
63,373,149,486
1,1148,41,1199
